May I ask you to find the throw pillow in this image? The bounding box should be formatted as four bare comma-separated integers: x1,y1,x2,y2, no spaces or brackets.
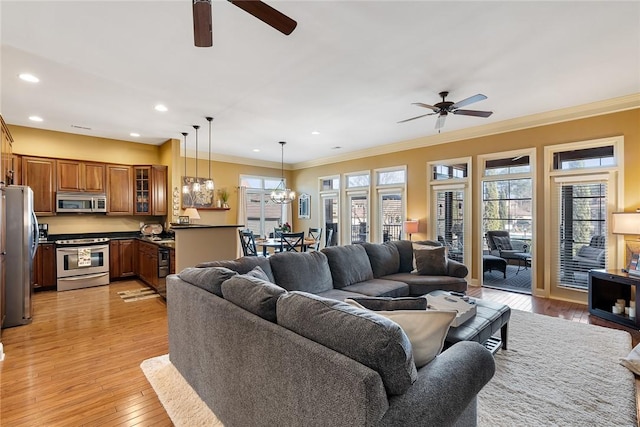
244,265,271,282
221,274,287,322
178,266,238,297
620,343,640,375
493,236,513,251
344,296,428,311
411,242,445,271
277,291,417,395
375,309,456,368
361,242,400,278
414,246,448,276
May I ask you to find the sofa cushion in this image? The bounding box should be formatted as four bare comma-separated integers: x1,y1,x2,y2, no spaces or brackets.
362,242,400,278
388,240,415,273
244,265,270,281
493,236,513,250
315,288,374,301
346,299,456,368
342,279,409,297
178,266,238,297
276,291,417,395
383,272,468,295
221,274,287,322
269,250,333,293
196,256,275,283
576,245,605,262
322,245,374,288
345,296,428,311
414,246,448,276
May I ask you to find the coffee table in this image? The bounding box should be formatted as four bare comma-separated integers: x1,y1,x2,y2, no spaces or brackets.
427,290,511,354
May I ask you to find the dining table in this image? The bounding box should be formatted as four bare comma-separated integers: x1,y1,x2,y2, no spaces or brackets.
256,237,316,256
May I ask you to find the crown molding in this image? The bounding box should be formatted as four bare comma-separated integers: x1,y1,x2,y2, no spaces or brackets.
293,93,640,170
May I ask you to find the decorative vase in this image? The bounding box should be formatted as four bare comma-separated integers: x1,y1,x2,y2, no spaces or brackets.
223,203,229,209
216,199,222,208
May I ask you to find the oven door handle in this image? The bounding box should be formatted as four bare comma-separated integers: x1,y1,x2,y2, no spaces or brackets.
57,272,109,281
57,245,109,253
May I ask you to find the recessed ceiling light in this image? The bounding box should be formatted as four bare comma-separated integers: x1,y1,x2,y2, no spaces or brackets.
130,132,140,137
19,73,39,83
311,131,320,135
252,149,260,152
154,104,168,112
29,116,43,122
331,146,341,150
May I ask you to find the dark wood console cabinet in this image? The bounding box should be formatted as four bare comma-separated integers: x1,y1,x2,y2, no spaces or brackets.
588,269,640,328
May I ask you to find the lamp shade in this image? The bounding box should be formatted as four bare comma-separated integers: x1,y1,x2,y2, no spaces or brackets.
184,208,200,222
612,212,640,235
403,220,419,234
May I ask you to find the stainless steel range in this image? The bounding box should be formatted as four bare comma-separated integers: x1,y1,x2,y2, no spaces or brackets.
55,237,110,291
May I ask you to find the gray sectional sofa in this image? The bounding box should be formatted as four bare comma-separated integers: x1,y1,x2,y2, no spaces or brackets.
167,240,494,426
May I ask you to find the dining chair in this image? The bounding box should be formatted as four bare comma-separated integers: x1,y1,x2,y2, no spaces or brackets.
281,232,306,252
238,229,258,256
307,227,323,251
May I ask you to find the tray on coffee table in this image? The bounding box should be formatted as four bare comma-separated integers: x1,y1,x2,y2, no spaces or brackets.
426,293,476,327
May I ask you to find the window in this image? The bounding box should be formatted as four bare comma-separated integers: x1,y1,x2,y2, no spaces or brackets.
320,175,340,246
345,171,370,244
376,167,406,242
545,136,622,298
241,175,286,238
429,158,471,265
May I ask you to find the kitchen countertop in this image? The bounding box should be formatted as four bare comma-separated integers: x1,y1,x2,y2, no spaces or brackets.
40,232,175,249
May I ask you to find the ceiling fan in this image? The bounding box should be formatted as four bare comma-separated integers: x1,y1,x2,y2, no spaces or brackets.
193,0,297,47
398,91,493,130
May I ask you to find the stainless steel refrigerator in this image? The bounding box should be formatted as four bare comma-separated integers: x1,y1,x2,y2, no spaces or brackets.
3,186,38,328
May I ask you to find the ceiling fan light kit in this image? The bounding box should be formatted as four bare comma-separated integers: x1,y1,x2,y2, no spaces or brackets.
193,0,297,48
398,91,493,130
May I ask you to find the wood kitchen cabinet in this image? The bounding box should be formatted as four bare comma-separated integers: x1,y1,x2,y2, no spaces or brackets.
33,243,56,290
137,240,159,290
109,239,136,280
134,165,167,216
106,164,133,215
22,156,56,215
57,160,105,193
1,116,15,186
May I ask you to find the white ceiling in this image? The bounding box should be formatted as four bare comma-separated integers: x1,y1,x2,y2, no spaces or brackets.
1,1,639,165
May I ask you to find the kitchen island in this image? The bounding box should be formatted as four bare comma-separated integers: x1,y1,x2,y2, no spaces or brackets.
171,224,243,272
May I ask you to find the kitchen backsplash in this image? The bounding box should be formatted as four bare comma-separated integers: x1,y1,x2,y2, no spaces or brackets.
39,214,163,235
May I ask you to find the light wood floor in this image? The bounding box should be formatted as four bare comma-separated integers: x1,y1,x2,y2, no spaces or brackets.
1,281,638,426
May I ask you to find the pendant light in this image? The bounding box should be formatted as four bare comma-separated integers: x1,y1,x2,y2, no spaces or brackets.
204,116,215,191
270,141,296,204
181,132,190,194
192,125,201,192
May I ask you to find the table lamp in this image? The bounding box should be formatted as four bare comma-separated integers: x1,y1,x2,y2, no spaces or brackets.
403,220,419,241
612,212,640,271
184,207,200,224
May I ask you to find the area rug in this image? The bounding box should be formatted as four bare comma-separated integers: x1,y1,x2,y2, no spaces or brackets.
483,264,532,294
117,287,160,302
141,310,637,427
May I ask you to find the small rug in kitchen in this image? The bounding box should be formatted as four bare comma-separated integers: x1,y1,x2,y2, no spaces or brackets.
117,287,160,302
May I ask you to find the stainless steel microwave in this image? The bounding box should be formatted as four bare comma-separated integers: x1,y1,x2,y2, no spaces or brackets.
56,192,107,213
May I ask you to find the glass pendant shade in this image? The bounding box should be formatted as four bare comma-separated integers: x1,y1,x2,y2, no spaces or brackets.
181,132,190,194
205,116,215,191
270,141,295,204
192,124,201,192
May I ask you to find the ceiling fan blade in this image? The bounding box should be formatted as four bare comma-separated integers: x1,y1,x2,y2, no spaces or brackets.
435,114,447,129
411,102,440,112
397,113,436,124
453,109,493,118
451,94,487,109
193,0,213,47
229,0,297,35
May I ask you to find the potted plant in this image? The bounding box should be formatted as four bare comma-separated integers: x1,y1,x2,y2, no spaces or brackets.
218,188,230,208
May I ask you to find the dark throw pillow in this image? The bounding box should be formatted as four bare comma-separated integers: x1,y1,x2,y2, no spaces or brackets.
178,266,238,297
344,296,428,311
414,246,447,276
493,236,513,251
221,274,287,322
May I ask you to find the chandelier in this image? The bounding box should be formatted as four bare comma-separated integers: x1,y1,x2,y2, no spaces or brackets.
270,141,295,204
